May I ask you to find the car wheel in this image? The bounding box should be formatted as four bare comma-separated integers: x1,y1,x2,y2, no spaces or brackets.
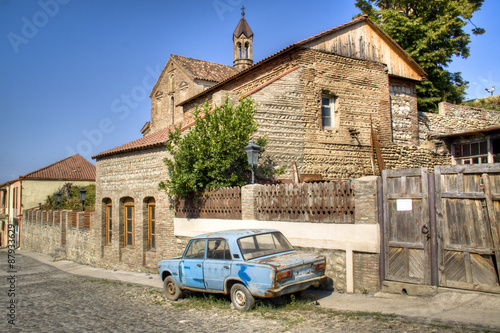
230,283,255,311
164,276,182,301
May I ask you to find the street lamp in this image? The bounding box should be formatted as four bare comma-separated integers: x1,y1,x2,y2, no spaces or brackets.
244,139,261,184
79,188,87,212
56,191,62,209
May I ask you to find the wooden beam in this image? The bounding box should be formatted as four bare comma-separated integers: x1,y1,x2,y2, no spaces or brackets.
482,173,500,277
371,119,385,173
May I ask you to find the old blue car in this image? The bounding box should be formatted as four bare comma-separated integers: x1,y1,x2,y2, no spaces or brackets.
157,229,326,311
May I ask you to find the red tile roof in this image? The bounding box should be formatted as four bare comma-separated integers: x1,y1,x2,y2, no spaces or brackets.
172,55,238,83
92,127,171,159
22,154,95,181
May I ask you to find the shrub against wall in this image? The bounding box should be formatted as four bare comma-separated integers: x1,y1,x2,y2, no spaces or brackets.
42,183,95,211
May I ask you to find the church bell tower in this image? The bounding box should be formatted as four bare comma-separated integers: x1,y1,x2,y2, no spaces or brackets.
233,6,253,71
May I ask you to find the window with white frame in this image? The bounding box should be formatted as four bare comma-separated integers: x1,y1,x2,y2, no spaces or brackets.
321,95,335,129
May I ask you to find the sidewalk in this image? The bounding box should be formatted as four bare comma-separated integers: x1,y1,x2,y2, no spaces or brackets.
13,249,500,329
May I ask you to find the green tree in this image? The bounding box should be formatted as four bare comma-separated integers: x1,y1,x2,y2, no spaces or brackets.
355,0,485,111
159,96,274,198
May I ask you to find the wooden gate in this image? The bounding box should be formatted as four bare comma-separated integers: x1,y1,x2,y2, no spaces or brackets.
382,165,500,293
382,168,431,285
435,165,500,293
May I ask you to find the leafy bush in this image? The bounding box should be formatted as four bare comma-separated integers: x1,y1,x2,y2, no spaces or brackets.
159,96,282,198
42,183,95,211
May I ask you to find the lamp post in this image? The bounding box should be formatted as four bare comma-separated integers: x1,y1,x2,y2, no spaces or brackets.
79,188,87,212
244,139,261,184
485,86,496,96
56,191,62,210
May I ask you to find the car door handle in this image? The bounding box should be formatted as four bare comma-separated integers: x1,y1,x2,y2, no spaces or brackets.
223,265,230,269
197,264,202,267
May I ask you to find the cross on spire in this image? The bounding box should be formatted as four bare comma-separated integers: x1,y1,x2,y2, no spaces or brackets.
241,5,245,17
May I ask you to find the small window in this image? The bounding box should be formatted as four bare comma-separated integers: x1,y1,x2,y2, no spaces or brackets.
124,203,134,247
105,201,112,245
207,239,231,260
453,140,489,165
321,96,335,129
148,201,156,250
183,240,206,259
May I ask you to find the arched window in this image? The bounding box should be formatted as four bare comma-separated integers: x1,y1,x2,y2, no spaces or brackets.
123,197,134,247
170,96,175,125
170,75,175,92
103,198,112,245
147,198,156,250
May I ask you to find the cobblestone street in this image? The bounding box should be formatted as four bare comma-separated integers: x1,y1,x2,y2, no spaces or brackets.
1,251,494,332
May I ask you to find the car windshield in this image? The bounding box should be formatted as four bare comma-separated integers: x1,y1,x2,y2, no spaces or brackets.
237,232,294,260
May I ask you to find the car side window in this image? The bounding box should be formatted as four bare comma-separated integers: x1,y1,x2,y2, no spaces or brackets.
207,239,231,260
183,240,206,259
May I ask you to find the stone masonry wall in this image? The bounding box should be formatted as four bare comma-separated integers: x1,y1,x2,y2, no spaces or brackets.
149,59,207,134
180,48,396,180
390,77,418,146
21,209,96,266
419,101,500,140
353,252,380,293
301,50,391,180
95,147,181,272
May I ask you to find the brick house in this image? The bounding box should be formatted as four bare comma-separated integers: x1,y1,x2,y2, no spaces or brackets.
90,13,441,271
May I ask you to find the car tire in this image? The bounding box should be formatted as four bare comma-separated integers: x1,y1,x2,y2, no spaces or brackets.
164,276,182,301
230,283,255,311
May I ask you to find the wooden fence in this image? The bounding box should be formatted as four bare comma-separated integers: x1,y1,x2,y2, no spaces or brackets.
175,187,242,219
255,181,355,223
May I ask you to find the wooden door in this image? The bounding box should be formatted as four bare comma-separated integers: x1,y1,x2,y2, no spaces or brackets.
435,165,500,293
383,168,431,285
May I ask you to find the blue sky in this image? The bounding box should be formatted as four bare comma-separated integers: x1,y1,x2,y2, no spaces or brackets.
0,0,498,184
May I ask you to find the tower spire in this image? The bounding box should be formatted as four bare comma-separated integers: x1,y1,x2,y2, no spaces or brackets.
233,7,253,71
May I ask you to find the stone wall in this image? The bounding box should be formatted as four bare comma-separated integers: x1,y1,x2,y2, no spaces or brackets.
21,209,96,266
390,77,418,146
95,147,182,272
149,59,207,134
180,48,399,180
419,102,500,140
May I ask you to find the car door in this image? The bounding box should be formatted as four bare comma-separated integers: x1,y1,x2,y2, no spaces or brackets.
179,239,206,289
204,239,232,291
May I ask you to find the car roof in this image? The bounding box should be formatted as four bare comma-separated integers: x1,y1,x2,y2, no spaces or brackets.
192,229,279,240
